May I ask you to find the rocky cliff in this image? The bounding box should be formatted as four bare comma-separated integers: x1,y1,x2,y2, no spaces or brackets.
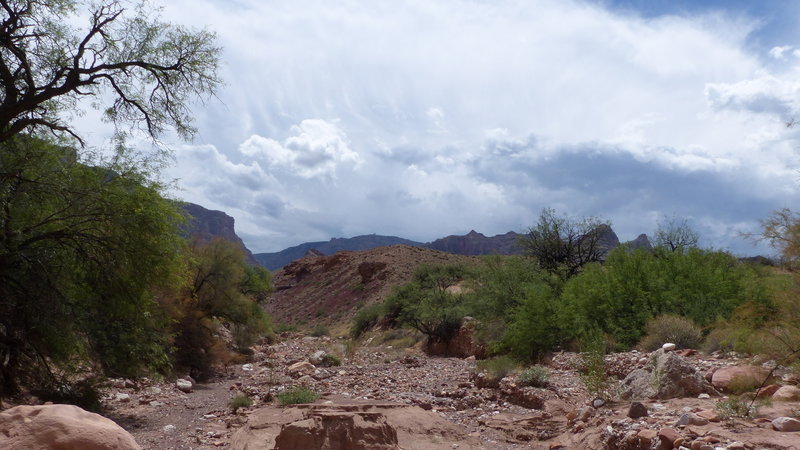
181,202,257,264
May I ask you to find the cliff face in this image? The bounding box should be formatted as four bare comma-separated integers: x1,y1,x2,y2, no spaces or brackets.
181,202,257,264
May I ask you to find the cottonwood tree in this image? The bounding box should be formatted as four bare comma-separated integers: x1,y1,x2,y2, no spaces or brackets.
654,216,699,252
0,0,220,144
518,208,611,280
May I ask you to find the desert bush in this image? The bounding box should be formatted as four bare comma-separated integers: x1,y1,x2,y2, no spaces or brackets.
383,264,472,343
350,303,385,339
579,331,614,400
638,314,702,351
517,366,550,388
277,387,320,405
320,354,342,367
560,246,767,348
275,323,298,333
229,394,253,413
476,356,517,383
716,395,759,421
501,281,562,361
310,324,329,337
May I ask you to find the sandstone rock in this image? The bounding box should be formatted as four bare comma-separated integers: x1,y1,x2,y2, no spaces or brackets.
274,409,399,449
637,429,657,448
620,349,716,400
424,318,485,358
628,402,648,419
710,366,770,392
772,385,800,401
176,378,193,393
657,427,681,448
0,404,141,449
115,392,131,403
772,416,800,432
756,384,781,398
287,361,316,378
696,409,720,423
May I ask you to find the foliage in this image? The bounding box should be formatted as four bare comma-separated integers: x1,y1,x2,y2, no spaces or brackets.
476,355,517,383
276,387,319,405
383,264,472,343
500,279,563,361
518,208,611,280
579,331,613,400
229,394,253,413
310,324,329,337
716,395,759,422
350,303,385,339
755,208,800,268
167,238,272,379
0,136,182,396
559,246,766,347
654,216,699,252
320,354,341,367
517,365,549,388
638,314,702,351
0,0,221,144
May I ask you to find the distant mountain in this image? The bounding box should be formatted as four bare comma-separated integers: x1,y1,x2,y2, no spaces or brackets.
254,226,656,271
254,234,424,270
627,233,653,251
181,202,257,264
426,230,522,255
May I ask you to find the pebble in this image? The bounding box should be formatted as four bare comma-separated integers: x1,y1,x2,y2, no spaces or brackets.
163,424,176,433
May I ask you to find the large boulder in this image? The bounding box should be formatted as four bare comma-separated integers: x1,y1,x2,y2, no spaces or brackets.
274,410,399,450
424,317,486,358
620,349,716,400
710,365,771,392
0,404,141,450
772,385,800,401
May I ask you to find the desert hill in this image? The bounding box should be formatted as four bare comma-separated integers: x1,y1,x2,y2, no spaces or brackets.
266,245,477,326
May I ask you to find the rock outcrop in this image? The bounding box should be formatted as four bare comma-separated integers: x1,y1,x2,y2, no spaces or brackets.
182,202,257,264
424,317,486,358
0,404,141,450
620,349,716,400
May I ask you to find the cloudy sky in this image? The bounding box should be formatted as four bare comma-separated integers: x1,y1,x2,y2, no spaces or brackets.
108,0,800,254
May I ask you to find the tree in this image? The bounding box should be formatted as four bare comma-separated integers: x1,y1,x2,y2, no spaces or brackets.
0,136,184,398
518,208,611,279
755,208,800,267
168,238,272,379
654,216,699,252
0,0,221,144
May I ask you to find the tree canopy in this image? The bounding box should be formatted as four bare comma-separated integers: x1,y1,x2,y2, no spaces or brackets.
0,0,221,144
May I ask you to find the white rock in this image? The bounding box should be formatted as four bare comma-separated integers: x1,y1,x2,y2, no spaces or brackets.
698,393,711,399
241,363,254,371
772,416,800,432
163,424,176,433
176,378,193,393
662,343,676,351
115,393,131,403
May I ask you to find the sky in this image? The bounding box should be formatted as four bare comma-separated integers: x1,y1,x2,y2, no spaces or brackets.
84,0,800,255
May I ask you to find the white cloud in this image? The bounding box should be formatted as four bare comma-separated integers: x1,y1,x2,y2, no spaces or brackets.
770,45,792,60
239,119,361,178
108,0,800,253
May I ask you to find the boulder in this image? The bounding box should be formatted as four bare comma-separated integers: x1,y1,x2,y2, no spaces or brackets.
674,413,709,427
620,349,716,400
711,366,770,392
309,350,326,366
176,378,193,393
274,410,399,449
772,417,800,432
627,402,648,419
287,361,316,378
0,404,141,449
772,385,800,401
424,317,485,358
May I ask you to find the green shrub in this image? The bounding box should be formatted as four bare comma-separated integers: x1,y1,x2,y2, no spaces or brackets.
310,324,329,337
476,356,517,383
579,331,613,399
638,314,702,351
277,387,319,405
517,365,549,387
350,303,384,339
275,323,298,333
716,395,758,421
229,394,253,413
320,354,341,367
727,375,762,395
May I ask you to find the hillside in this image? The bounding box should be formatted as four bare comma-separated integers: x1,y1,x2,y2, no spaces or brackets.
255,234,423,270
266,245,477,326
